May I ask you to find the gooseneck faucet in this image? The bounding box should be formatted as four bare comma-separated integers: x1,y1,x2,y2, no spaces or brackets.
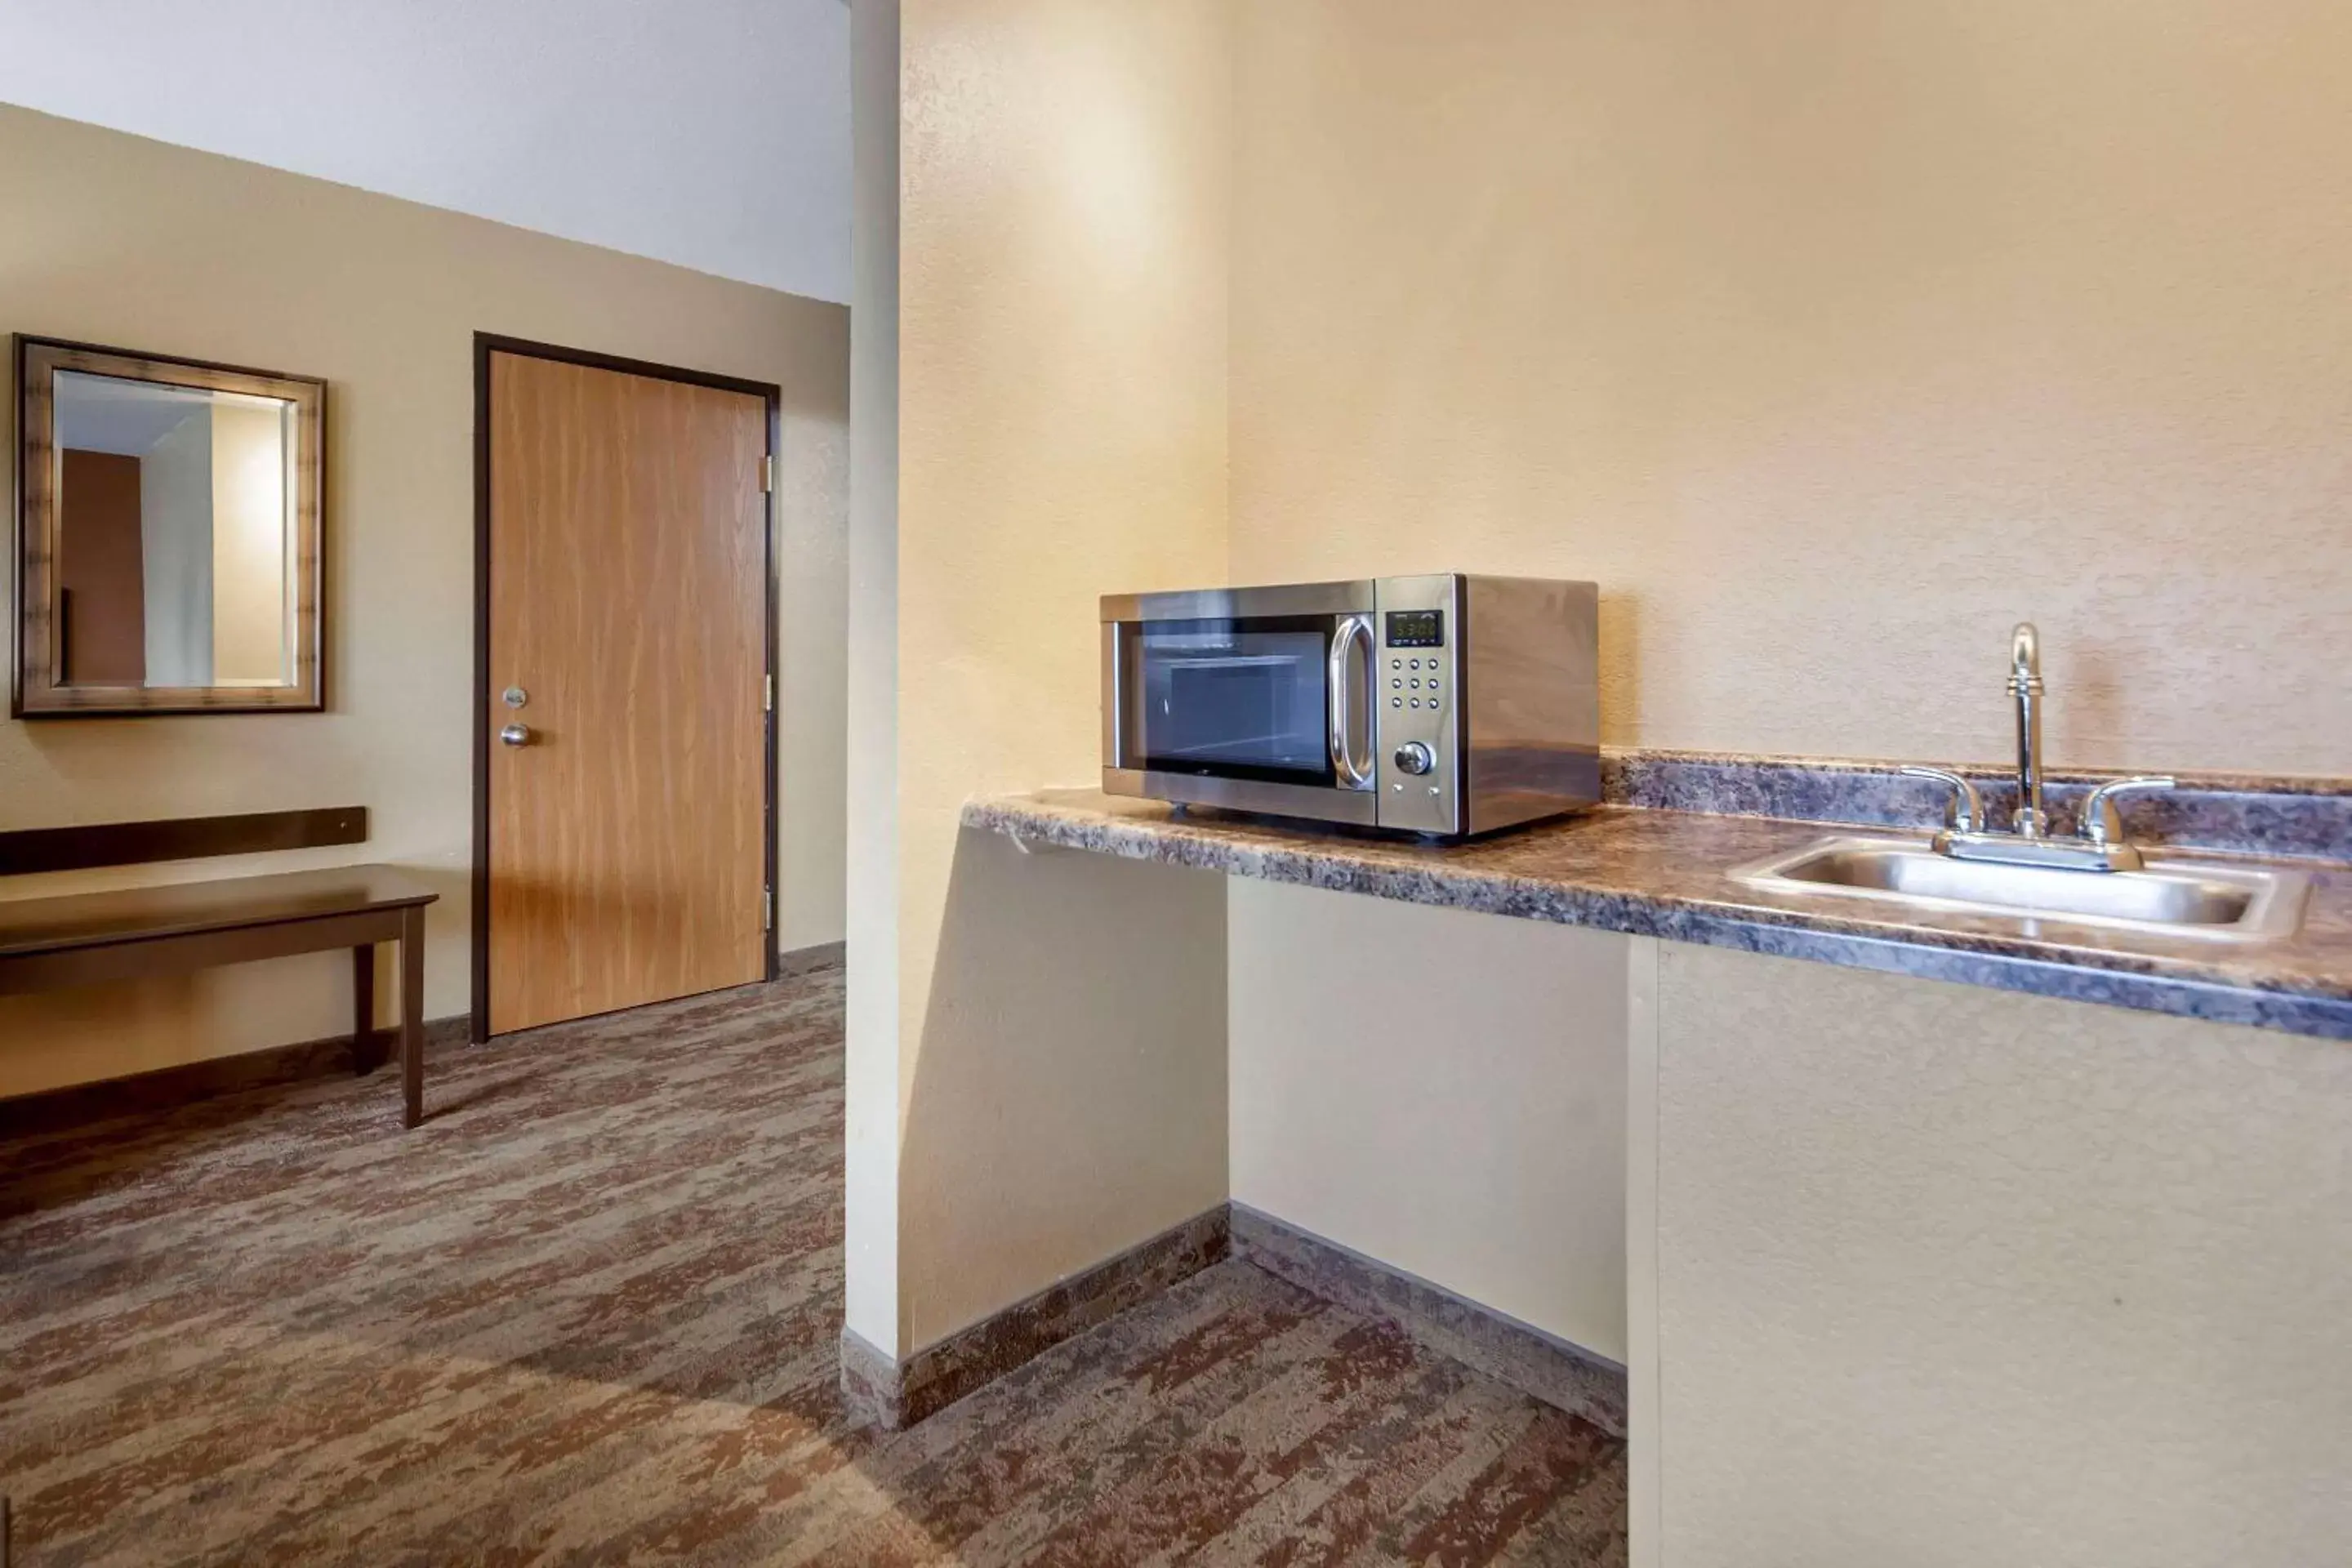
1899,623,2176,872
2008,623,2047,839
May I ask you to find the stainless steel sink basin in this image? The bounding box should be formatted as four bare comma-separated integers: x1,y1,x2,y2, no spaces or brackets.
1729,835,2311,943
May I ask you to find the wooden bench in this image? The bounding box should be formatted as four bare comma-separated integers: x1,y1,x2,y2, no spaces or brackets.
0,866,438,1128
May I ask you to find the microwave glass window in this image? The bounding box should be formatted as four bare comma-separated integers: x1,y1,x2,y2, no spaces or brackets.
1129,617,1336,786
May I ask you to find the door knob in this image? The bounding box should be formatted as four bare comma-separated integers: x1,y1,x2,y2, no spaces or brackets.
499,723,532,747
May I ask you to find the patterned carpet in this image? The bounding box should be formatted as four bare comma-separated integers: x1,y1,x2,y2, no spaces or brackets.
0,973,1625,1566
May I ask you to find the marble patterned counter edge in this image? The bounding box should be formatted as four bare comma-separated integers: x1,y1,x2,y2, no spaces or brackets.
1602,749,2352,863
964,790,2352,1043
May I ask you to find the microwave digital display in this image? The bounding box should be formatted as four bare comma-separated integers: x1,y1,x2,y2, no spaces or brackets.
1385,609,1445,648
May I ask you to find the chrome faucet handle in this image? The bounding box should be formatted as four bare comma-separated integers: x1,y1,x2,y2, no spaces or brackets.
2079,775,2175,846
1900,766,1983,834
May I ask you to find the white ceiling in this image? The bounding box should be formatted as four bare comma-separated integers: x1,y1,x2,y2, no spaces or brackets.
55,373,216,457
0,0,850,304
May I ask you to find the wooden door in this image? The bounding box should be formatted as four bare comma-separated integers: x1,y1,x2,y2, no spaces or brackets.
56,450,149,684
484,350,769,1035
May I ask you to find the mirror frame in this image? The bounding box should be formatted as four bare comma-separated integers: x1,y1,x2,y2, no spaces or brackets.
12,335,326,717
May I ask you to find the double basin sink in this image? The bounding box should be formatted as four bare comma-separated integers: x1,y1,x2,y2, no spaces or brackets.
1731,836,2311,945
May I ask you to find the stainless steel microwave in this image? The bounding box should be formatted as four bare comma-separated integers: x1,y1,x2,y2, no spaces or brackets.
1101,574,1599,838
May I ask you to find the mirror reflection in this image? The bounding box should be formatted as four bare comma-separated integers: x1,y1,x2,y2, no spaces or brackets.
51,370,297,688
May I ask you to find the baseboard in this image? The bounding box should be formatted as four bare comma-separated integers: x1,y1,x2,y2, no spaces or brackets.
9,963,842,1138
776,938,846,978
840,1204,1232,1429
0,1017,470,1140
837,1199,1626,1437
837,1325,903,1430
1230,1202,1628,1437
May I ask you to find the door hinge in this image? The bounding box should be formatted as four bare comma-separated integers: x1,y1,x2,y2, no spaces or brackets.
760,454,774,492
762,887,774,932
764,674,773,713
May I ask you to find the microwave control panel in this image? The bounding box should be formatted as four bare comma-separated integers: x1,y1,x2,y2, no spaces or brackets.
1374,575,1459,835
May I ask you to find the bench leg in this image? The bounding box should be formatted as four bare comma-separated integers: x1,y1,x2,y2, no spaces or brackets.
352,944,382,1075
399,906,425,1129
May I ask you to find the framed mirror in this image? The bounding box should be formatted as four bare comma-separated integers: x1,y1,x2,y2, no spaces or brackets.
13,336,324,715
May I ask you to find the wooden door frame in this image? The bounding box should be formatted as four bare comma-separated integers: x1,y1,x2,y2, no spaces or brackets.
470,332,782,1043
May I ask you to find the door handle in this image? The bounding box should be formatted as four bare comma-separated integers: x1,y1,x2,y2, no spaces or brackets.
1328,613,1375,791
499,723,533,747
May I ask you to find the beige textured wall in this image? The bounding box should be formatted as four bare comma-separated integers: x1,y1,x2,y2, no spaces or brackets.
866,0,2352,1375
1229,0,2352,777
0,105,849,1098
207,399,287,686
1229,881,1628,1361
1218,0,2352,1431
866,0,1236,1353
1642,943,2352,1566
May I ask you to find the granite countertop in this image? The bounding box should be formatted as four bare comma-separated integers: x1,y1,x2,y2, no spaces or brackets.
964,789,2352,1041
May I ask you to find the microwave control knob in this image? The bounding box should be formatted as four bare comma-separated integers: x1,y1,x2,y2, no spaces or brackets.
1392,742,1435,777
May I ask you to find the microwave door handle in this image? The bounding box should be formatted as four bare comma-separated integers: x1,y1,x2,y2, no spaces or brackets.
1328,614,1375,790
